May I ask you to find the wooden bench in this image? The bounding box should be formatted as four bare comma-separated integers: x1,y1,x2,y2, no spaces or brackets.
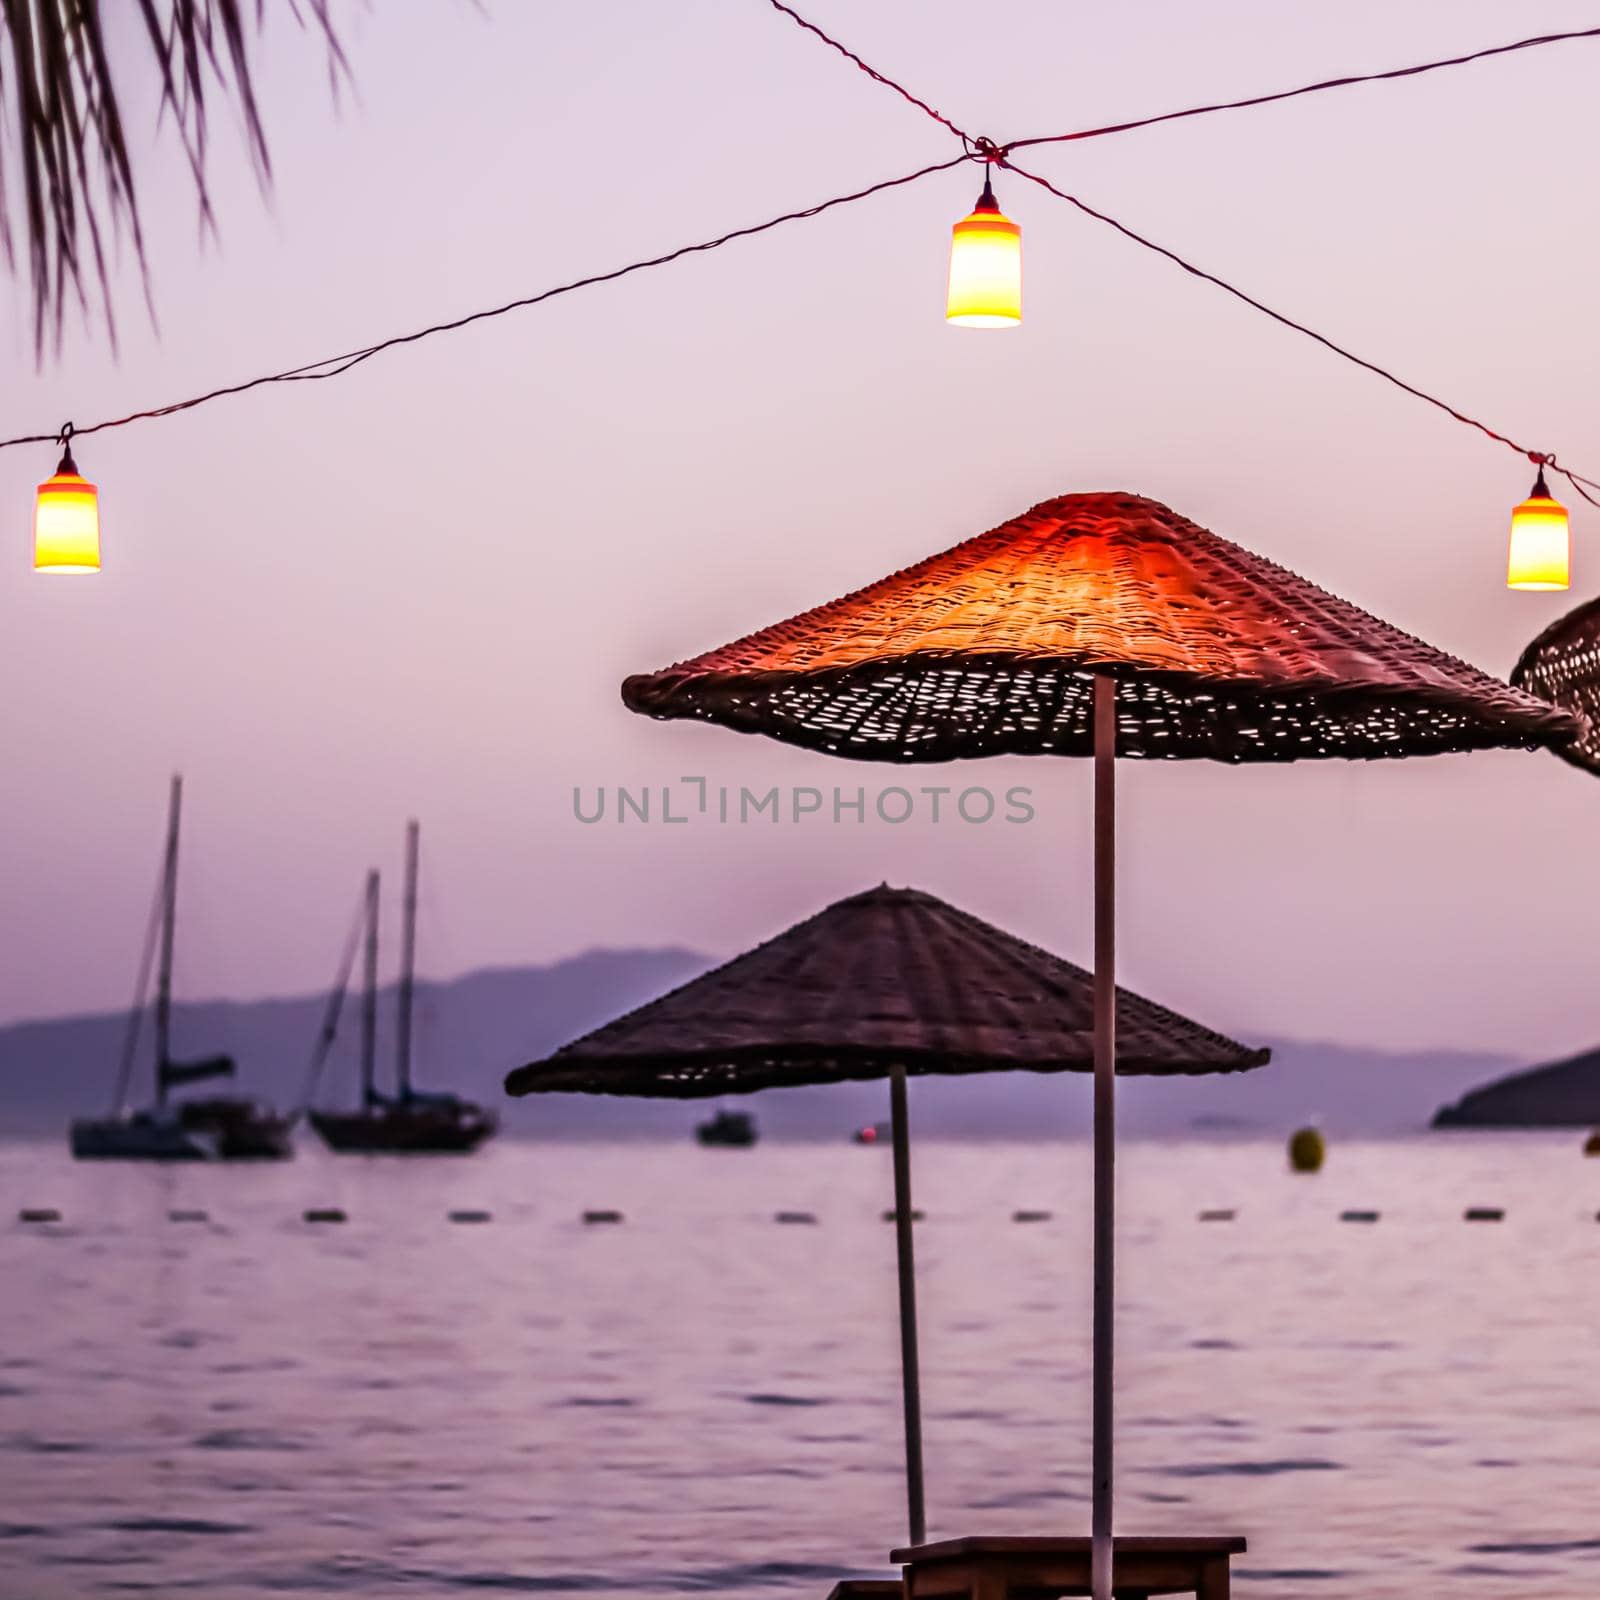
890,1535,1247,1599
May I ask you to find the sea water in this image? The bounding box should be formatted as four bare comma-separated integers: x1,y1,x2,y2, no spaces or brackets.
1,1135,1597,1598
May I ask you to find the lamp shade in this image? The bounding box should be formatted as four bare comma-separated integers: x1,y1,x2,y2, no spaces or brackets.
1508,471,1569,592
34,449,100,573
946,175,1021,328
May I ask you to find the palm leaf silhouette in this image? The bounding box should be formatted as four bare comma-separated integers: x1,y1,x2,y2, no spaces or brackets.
1,1,344,351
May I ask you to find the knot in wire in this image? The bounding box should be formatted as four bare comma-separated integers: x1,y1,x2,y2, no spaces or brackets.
964,136,1009,167
56,422,75,447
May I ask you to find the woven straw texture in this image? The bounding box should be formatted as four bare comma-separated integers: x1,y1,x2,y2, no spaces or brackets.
504,885,1268,1098
1511,596,1600,776
623,493,1577,763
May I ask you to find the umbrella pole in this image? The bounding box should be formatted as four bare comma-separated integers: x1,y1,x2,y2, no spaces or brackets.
1090,671,1117,1600
889,1063,927,1548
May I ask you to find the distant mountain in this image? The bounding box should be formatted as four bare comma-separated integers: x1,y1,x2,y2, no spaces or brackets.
0,948,706,1138
0,948,1524,1140
1432,1046,1600,1128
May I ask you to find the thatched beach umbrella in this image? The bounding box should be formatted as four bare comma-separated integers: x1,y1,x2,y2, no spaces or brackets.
506,882,1267,1548
617,491,1576,1599
1511,596,1600,774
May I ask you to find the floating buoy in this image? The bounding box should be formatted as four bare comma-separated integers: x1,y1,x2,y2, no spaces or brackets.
882,1208,924,1223
448,1209,491,1224
303,1208,346,1224
1198,1209,1236,1223
583,1209,624,1225
1340,1209,1379,1224
1288,1126,1325,1173
168,1209,208,1223
1464,1207,1505,1222
18,1208,60,1224
1584,1130,1600,1156
774,1210,818,1225
1012,1209,1052,1223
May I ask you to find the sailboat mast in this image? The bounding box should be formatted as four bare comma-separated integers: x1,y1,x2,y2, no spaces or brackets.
360,870,380,1107
153,775,181,1107
395,821,419,1100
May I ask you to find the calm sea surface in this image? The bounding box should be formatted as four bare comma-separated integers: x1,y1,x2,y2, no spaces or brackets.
2,1135,1598,1599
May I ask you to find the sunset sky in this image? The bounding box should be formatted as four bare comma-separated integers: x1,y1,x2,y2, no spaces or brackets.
5,0,1600,1059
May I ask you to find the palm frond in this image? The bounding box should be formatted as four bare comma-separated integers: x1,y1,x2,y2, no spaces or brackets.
0,0,346,354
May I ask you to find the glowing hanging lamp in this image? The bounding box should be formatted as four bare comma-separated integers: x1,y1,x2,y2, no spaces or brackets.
946,168,1021,328
1507,459,1569,592
33,430,100,574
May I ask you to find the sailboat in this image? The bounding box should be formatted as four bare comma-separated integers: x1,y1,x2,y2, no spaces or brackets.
71,776,293,1162
307,821,497,1154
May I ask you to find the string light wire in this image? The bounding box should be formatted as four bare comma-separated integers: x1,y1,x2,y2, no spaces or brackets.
0,155,967,453
1001,158,1600,510
762,0,976,144
766,0,1600,508
1008,30,1600,152
6,5,1600,502
761,0,1600,158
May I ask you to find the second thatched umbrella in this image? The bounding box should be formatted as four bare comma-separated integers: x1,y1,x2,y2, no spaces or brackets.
617,490,1577,1600
506,882,1267,1547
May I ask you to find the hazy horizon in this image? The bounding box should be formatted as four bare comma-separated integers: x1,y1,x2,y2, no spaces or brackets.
0,930,1545,1064
7,2,1600,1061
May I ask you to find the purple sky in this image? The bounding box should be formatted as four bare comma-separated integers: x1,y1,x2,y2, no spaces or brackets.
4,1,1600,1058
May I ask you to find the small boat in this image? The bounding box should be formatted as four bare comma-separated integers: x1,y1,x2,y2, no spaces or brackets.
311,1093,496,1154
696,1108,757,1147
854,1121,890,1145
178,1096,294,1160
71,776,289,1162
306,823,497,1155
72,1108,209,1161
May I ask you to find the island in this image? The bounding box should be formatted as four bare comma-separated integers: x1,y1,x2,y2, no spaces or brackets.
1433,1044,1600,1127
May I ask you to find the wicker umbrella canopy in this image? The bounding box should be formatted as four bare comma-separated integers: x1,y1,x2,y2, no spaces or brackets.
507,882,1266,1556
505,884,1267,1098
614,490,1573,1599
1511,595,1600,775
624,492,1575,762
